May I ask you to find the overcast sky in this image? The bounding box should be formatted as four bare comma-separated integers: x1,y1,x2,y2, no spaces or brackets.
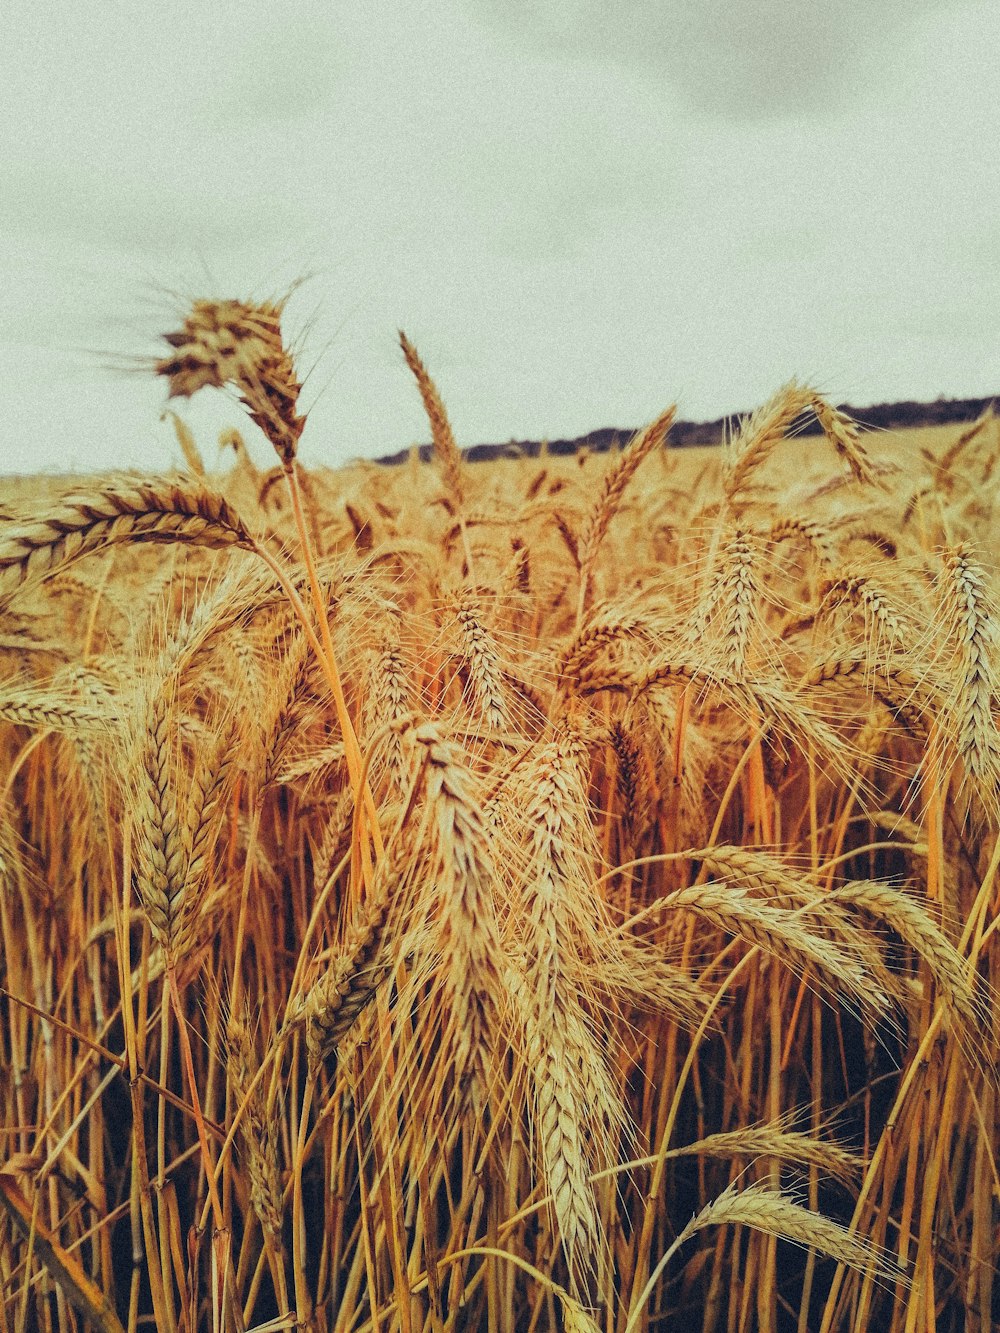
1,1,997,475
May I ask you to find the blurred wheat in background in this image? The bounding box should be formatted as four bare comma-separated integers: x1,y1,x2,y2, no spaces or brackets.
0,299,997,1332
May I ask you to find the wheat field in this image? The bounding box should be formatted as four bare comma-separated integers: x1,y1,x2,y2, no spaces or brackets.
0,299,997,1332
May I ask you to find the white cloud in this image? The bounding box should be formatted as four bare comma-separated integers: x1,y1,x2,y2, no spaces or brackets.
466,0,968,117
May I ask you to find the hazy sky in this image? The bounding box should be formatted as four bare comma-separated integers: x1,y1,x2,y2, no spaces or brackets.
2,1,996,474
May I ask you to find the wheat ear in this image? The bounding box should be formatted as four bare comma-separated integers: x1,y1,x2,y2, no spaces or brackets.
663,882,883,1015
939,544,1000,787
398,331,464,509
0,682,111,732
132,688,188,957
227,1012,286,1250
722,381,816,500
830,880,983,1036
300,861,400,1071
0,481,255,600
157,298,304,464
810,393,881,486
452,587,511,732
163,409,206,477
669,1182,901,1283
518,728,616,1288
687,528,758,679
665,1125,863,1187
577,406,676,615
413,722,507,1110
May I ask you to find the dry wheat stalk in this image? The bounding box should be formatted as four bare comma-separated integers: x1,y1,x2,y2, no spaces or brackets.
7,325,999,1333
768,515,834,563
659,882,881,1014
0,681,111,732
557,609,653,681
521,994,603,1288
560,1294,602,1332
129,682,238,962
273,741,347,788
310,788,355,895
363,643,414,793
819,572,907,654
574,658,700,697
261,631,315,789
600,939,713,1030
580,653,856,789
0,800,19,898
132,687,189,955
608,720,651,847
687,528,758,678
183,713,241,907
802,653,928,732
689,845,896,992
689,845,813,909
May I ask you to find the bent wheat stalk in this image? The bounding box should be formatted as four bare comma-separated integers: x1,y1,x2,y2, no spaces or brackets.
626,1182,904,1332
0,480,255,601
157,298,385,871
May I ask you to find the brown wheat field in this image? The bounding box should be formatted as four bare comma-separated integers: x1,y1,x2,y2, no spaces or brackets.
0,300,997,1333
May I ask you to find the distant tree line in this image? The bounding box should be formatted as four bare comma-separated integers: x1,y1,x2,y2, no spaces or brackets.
375,393,998,466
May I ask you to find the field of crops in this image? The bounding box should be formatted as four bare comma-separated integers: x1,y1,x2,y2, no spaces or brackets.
0,300,997,1332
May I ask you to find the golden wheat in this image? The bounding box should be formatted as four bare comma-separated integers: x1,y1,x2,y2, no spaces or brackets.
1,301,997,1332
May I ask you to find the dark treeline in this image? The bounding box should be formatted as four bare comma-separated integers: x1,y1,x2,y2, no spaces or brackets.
375,393,998,466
